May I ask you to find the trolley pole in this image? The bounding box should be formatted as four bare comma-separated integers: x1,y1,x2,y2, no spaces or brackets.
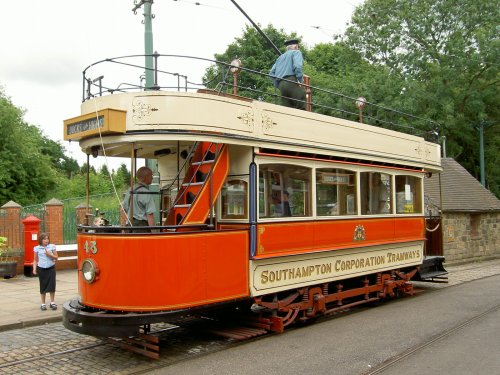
132,0,160,224
133,0,155,89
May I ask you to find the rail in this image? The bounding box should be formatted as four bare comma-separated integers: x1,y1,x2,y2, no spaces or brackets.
77,223,213,233
81,53,441,142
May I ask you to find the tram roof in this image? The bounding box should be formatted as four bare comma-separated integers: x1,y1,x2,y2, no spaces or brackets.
66,90,440,172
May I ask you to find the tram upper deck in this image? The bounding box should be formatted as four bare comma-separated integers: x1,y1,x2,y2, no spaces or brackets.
64,54,441,173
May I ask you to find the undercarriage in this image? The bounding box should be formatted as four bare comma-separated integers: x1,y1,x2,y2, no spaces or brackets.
250,268,418,333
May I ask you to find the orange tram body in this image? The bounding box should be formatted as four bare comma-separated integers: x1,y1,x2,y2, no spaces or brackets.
62,54,444,341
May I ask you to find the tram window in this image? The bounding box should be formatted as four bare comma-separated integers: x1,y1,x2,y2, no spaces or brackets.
259,164,311,218
395,175,422,214
220,179,248,219
360,172,392,215
316,169,357,216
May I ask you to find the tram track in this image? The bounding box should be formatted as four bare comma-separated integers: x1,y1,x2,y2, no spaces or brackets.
0,318,261,374
0,294,423,374
0,342,108,370
365,302,500,375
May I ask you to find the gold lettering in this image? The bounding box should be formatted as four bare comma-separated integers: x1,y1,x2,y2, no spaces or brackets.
295,267,302,278
261,271,268,284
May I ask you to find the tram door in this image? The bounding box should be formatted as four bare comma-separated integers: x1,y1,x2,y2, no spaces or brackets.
425,216,443,256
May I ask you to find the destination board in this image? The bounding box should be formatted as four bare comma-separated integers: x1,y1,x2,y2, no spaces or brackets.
63,109,126,141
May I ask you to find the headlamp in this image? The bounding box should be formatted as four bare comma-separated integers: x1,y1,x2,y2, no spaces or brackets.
82,258,98,283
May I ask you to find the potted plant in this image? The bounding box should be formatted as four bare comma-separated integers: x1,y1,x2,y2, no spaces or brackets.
0,236,22,278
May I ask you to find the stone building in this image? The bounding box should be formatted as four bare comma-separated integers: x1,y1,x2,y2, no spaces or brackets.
425,158,500,263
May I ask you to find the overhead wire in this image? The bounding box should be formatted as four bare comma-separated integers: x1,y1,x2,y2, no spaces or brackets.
89,90,132,226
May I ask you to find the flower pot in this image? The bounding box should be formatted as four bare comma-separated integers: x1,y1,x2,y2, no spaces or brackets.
0,261,18,279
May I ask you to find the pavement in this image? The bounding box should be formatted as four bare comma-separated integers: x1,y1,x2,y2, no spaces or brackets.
0,269,79,332
0,258,500,333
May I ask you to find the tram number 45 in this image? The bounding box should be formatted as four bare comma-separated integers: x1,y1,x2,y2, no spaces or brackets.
84,240,98,254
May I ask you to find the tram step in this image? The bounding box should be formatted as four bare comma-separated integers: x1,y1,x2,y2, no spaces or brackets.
192,160,215,166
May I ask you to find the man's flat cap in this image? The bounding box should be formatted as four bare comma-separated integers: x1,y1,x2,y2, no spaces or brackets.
284,39,300,46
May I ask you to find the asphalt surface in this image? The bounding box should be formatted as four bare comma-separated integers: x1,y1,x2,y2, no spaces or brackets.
146,264,500,375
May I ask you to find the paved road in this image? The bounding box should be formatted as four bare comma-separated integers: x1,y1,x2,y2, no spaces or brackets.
148,274,500,375
1,259,500,374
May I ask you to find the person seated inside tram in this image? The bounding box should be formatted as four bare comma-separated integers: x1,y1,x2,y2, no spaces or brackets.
282,191,292,216
370,174,389,214
271,191,292,217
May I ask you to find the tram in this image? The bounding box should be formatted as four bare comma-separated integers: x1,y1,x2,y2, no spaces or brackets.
62,52,442,352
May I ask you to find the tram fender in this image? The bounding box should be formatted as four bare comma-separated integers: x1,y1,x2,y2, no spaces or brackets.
415,256,448,282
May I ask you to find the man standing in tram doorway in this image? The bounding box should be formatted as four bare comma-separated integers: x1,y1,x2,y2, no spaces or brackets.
270,39,306,110
122,166,156,231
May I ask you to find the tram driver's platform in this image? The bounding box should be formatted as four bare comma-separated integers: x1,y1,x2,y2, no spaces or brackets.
1,259,500,333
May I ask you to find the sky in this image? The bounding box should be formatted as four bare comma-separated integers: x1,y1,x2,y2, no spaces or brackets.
0,0,364,169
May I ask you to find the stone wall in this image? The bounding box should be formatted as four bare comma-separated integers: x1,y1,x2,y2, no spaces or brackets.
443,212,500,263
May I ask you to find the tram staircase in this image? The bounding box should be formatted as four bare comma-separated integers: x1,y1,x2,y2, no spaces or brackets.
164,142,229,227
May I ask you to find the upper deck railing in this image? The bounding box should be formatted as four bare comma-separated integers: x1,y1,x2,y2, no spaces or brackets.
81,53,441,143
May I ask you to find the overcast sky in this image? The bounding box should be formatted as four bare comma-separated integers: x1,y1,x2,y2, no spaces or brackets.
0,0,364,168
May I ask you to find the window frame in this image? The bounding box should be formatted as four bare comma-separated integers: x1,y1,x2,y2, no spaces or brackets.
218,177,249,222
257,160,313,221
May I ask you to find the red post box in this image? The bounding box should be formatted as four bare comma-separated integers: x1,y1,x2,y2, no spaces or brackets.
22,215,41,277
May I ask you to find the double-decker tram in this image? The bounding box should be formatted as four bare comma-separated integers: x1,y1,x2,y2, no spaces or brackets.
62,53,442,356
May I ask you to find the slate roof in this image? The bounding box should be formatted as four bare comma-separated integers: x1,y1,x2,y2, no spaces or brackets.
425,158,500,213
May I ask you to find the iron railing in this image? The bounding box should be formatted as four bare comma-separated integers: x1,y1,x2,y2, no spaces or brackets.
81,53,441,143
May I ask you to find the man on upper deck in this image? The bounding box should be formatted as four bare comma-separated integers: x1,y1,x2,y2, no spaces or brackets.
270,39,306,110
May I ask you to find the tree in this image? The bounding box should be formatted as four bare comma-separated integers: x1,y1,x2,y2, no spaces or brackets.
0,89,59,205
305,42,420,129
115,163,131,188
39,137,80,178
345,0,500,196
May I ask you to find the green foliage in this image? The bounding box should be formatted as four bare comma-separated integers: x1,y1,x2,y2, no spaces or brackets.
345,0,499,196
305,42,415,127
0,88,130,206
0,90,57,205
115,163,131,187
0,236,22,260
39,137,79,177
51,165,129,200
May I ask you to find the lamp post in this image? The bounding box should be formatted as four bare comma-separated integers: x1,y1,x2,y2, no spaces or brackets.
230,58,242,95
355,96,366,123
